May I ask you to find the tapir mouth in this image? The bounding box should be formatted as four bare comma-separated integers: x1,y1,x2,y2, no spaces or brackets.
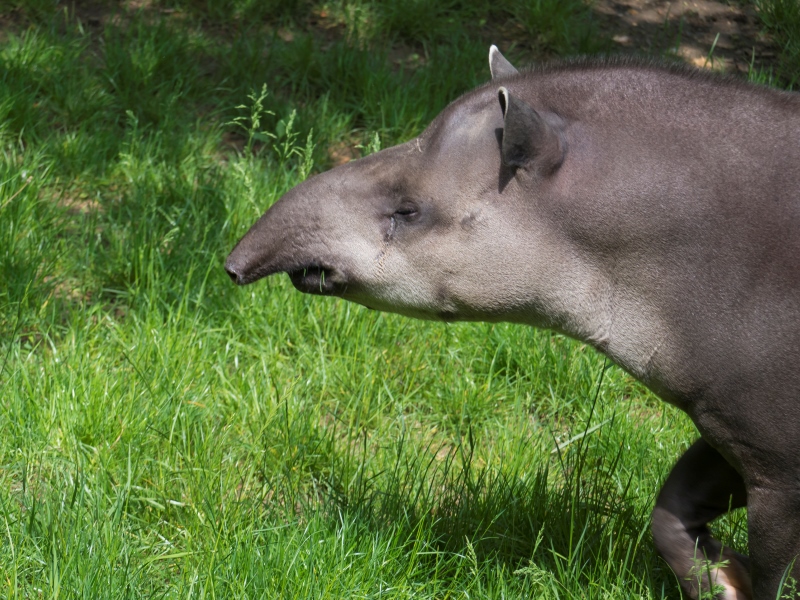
287,265,345,296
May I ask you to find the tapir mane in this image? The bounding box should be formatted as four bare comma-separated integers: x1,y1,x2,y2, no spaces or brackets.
465,54,800,111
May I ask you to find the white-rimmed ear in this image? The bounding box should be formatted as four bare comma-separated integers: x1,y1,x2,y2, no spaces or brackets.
498,86,565,174
489,45,518,79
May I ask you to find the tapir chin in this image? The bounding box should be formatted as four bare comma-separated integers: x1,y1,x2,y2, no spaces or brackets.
226,47,800,599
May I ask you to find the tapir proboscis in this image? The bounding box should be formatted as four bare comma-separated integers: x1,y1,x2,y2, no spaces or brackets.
226,47,800,599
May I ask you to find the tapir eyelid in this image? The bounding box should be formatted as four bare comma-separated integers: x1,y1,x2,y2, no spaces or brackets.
393,203,419,219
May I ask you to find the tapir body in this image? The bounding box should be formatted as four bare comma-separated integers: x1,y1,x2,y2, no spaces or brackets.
226,49,800,599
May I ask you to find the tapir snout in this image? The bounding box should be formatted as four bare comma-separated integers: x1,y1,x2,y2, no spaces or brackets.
225,208,345,296
227,47,800,599
225,163,371,295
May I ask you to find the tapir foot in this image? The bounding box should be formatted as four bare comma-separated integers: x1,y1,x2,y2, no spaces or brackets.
652,438,750,599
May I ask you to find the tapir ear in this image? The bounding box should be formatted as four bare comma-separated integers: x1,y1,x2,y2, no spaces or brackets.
498,86,565,174
489,45,518,79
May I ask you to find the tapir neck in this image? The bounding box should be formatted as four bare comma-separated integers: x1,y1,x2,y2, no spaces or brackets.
497,217,679,405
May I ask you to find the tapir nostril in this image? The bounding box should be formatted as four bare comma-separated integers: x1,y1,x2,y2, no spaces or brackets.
224,264,241,285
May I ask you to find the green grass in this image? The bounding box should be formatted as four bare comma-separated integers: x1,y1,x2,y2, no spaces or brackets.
0,0,787,597
757,0,800,87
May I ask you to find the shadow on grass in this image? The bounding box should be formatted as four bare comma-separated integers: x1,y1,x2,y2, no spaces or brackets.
320,422,681,597
588,0,786,82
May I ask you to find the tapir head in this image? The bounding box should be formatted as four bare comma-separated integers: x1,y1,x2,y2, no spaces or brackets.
225,47,569,323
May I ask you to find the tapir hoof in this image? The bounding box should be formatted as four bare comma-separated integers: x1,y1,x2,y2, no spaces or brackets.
713,550,752,600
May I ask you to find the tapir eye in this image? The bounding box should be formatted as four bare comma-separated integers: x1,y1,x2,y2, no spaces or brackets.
393,203,419,221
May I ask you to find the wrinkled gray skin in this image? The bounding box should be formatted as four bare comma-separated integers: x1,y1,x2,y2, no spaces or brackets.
226,47,800,599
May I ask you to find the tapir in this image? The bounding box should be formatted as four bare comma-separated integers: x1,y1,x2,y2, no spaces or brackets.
226,47,800,599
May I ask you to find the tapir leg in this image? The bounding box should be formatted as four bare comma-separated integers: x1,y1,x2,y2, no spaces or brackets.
747,486,800,599
652,438,750,600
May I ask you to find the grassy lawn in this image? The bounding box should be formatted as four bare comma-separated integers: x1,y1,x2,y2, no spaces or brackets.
0,0,793,597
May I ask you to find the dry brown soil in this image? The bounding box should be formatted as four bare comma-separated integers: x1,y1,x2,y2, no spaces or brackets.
593,0,777,73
